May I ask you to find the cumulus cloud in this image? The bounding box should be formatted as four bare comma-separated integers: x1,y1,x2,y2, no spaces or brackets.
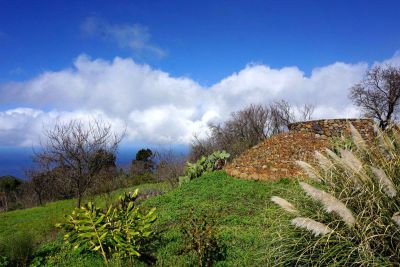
1,51,400,147
81,17,165,58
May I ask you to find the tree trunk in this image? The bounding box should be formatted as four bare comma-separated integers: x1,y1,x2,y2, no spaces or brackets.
77,191,82,207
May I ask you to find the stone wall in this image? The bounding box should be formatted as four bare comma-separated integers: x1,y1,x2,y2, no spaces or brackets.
225,118,376,182
288,118,375,139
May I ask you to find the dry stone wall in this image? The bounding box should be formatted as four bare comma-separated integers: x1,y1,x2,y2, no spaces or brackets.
288,118,374,139
225,118,375,181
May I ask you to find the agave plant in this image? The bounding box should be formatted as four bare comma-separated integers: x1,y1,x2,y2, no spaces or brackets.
271,123,400,265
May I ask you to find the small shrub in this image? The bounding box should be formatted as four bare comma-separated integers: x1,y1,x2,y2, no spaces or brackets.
179,151,230,185
180,210,225,266
56,189,157,264
0,231,35,267
272,123,400,265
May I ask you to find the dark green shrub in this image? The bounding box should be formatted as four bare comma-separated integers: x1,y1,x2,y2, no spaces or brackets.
181,210,225,266
0,231,35,267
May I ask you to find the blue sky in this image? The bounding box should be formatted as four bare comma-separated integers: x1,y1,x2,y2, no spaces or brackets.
1,0,400,85
1,0,400,176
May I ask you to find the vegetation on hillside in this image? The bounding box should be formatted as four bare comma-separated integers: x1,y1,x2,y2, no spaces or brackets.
272,123,400,265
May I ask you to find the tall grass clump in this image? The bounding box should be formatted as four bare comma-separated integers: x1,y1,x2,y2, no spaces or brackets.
271,123,400,266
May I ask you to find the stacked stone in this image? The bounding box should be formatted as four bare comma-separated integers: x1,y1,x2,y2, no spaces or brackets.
225,118,375,182
288,118,374,140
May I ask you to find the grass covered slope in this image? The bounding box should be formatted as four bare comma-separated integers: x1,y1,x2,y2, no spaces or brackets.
142,171,302,266
0,183,171,244
0,171,303,266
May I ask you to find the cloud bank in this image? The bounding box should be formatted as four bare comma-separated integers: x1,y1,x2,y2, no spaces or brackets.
1,52,400,147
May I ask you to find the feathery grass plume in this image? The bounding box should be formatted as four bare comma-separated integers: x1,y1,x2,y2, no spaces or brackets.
325,148,342,163
295,160,321,182
348,122,367,151
291,217,332,236
339,149,363,172
314,151,333,171
375,125,395,152
271,196,298,214
300,182,355,226
339,149,370,183
370,166,397,197
392,212,400,227
325,148,363,187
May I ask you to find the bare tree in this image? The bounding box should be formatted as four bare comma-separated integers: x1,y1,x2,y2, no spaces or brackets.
27,170,48,206
35,119,124,207
298,104,315,121
154,149,186,187
269,100,296,134
349,65,400,129
191,102,299,160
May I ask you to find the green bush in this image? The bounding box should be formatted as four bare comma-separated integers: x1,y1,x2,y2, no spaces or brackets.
56,189,157,264
0,231,35,267
180,210,225,267
271,123,400,265
179,151,230,185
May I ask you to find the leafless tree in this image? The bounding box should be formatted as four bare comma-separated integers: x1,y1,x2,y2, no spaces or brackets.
349,65,400,129
299,104,315,121
191,102,301,160
35,119,124,207
154,149,186,187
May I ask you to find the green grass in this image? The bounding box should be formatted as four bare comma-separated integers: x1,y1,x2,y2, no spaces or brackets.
142,171,302,266
0,182,171,244
0,172,304,266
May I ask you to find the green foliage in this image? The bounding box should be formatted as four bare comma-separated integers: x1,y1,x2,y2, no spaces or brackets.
181,210,225,266
330,135,356,154
56,189,157,264
179,151,230,185
0,175,22,193
0,230,35,267
135,149,153,162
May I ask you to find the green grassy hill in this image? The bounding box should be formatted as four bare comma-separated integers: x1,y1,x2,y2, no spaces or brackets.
0,171,303,266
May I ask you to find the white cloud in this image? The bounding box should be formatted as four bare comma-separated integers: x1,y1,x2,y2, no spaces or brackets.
81,17,165,58
1,51,399,147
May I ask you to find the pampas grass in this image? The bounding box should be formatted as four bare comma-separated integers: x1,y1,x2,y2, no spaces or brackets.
314,151,333,172
370,166,397,197
300,182,355,226
291,217,332,236
271,196,298,214
271,124,400,266
392,212,400,227
349,122,367,151
295,160,321,182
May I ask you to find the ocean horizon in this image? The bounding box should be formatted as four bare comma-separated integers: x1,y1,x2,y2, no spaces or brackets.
0,145,189,179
